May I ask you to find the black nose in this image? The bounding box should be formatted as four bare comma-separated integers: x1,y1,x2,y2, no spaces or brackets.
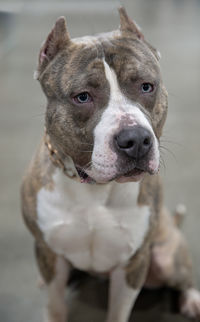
115,126,153,160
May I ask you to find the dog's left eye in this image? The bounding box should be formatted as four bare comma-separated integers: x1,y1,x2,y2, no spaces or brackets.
141,83,154,93
74,92,92,104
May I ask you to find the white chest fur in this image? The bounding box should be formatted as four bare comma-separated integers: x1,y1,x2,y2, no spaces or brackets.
37,169,150,272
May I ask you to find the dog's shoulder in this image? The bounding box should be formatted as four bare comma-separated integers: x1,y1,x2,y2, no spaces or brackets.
21,138,55,239
138,174,163,211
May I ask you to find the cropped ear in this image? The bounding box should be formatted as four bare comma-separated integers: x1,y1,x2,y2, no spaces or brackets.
36,16,70,79
118,7,144,40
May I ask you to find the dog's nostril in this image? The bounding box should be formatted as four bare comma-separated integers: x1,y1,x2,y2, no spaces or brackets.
115,136,135,149
143,137,151,146
127,140,135,148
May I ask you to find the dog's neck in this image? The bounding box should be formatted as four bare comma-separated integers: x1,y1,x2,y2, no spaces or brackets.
44,130,81,182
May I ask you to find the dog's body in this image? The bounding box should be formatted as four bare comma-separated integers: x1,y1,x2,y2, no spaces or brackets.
21,8,200,322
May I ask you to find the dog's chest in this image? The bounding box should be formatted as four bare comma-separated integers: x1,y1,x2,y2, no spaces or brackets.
37,169,150,272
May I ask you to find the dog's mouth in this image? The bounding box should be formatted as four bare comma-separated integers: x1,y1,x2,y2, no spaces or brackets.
76,165,146,184
122,167,144,177
76,167,95,184
115,167,146,183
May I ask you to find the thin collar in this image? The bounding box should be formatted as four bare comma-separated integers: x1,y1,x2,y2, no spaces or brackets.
44,129,81,182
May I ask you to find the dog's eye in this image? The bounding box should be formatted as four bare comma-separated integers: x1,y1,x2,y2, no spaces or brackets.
141,83,154,93
74,92,92,104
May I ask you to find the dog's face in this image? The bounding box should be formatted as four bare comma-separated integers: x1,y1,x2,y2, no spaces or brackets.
36,8,168,184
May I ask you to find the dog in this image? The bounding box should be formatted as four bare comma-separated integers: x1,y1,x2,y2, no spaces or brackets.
21,7,200,322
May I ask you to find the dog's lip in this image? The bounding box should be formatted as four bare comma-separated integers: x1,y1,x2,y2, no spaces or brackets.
121,167,144,177
114,167,146,183
75,166,95,184
113,161,158,183
75,163,154,184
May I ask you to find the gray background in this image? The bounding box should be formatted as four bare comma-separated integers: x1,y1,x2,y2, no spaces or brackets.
0,0,200,321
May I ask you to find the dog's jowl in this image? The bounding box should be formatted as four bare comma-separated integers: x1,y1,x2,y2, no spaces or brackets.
21,7,200,322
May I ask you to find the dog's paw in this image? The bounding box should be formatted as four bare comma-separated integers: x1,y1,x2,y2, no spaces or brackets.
180,288,200,320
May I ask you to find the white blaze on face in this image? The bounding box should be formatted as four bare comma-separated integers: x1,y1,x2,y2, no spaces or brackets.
87,60,159,183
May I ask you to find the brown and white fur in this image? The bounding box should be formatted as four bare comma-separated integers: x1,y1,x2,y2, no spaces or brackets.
21,8,200,322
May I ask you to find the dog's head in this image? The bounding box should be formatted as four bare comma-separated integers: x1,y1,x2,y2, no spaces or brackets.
36,8,168,184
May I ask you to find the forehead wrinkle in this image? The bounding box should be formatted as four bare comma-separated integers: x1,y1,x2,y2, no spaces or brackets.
60,45,106,92
101,37,160,76
74,59,106,87
69,43,102,70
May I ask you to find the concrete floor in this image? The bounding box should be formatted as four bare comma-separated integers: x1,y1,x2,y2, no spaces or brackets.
0,0,200,321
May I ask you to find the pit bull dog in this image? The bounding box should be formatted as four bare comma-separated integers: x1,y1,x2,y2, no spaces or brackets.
21,7,200,322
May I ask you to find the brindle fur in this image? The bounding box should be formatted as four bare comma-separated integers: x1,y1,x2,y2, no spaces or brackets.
21,140,57,282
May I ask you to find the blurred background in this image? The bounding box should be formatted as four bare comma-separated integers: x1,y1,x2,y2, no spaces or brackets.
0,0,200,321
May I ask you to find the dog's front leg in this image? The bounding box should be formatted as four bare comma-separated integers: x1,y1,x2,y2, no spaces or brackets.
45,256,70,322
106,266,140,322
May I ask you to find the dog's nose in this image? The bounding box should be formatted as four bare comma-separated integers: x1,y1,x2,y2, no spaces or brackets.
115,126,153,160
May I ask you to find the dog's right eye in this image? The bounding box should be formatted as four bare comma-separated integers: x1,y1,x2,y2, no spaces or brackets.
73,92,92,104
141,83,154,93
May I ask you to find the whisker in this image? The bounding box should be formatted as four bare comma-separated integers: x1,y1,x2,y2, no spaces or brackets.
79,150,93,153
160,138,182,148
78,160,93,174
79,142,94,146
77,161,93,179
161,131,183,147
83,161,93,171
159,153,166,175
159,144,177,161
